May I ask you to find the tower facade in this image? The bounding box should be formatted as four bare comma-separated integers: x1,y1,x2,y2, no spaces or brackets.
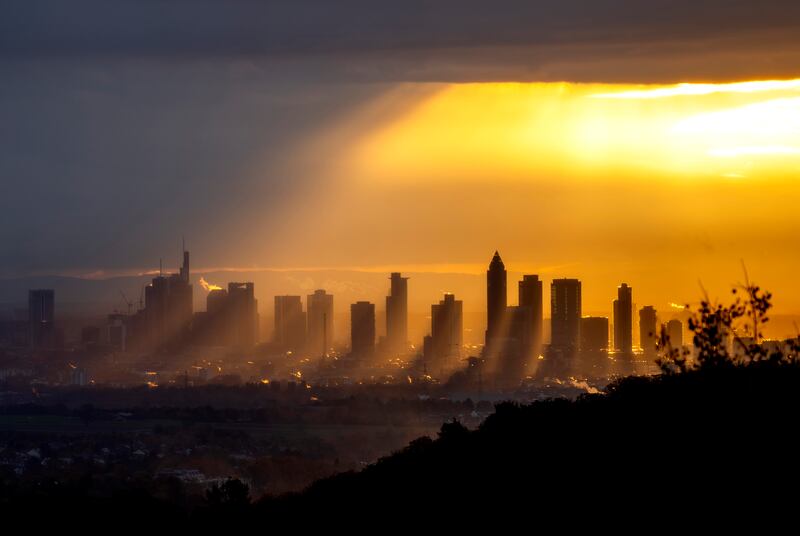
307,290,334,357
385,272,408,354
424,293,463,368
351,301,376,360
639,306,658,358
274,296,306,353
551,279,581,351
486,251,507,348
613,283,633,354
518,274,543,358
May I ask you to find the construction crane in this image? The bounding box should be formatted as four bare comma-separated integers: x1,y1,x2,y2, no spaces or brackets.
119,290,134,315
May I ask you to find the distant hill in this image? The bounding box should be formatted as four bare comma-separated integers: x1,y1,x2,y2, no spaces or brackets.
255,363,800,521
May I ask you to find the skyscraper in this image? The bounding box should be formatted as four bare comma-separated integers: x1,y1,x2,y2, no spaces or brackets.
28,289,55,349
385,272,408,354
665,318,683,350
580,316,610,377
307,289,334,357
274,296,306,353
350,301,376,360
423,293,463,368
639,306,658,358
143,250,192,349
550,279,581,351
227,282,259,349
581,316,609,352
518,274,543,358
486,251,507,349
613,283,633,354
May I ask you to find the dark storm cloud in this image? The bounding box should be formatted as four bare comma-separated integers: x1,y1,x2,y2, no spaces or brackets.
2,0,800,82
2,1,800,277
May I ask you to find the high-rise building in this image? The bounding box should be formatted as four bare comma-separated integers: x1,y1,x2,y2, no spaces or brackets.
227,282,259,349
550,279,581,351
665,318,683,350
28,289,55,349
613,283,633,354
581,317,609,352
519,275,543,358
385,272,408,354
201,282,258,348
350,301,376,360
274,296,306,353
486,251,507,349
143,250,193,349
307,290,334,357
639,306,658,358
205,287,231,345
423,293,463,368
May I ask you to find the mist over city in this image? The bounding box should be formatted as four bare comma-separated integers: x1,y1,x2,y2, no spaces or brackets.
3,0,800,528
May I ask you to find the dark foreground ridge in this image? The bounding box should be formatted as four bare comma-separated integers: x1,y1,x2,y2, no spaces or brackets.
2,364,799,527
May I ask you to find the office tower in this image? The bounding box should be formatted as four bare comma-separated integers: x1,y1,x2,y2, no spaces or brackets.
665,319,683,349
581,317,609,352
28,289,55,349
423,293,463,367
519,274,543,357
107,313,128,352
580,316,610,377
179,248,190,283
205,287,231,345
497,304,535,386
143,250,193,349
550,279,581,351
166,250,193,331
227,282,259,349
639,306,658,358
145,275,169,347
385,272,409,354
274,296,306,353
350,301,376,360
506,305,534,357
613,283,633,354
203,284,258,348
307,289,334,357
486,251,507,348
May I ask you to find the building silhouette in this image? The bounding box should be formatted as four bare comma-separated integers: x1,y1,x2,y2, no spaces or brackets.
227,282,259,348
143,251,193,349
499,304,535,385
307,290,334,358
385,272,408,354
613,283,633,355
423,293,463,371
580,316,610,377
518,274,543,359
28,289,55,349
581,317,609,352
485,251,507,352
350,301,376,361
199,282,258,349
550,279,581,352
274,296,306,353
664,318,683,350
639,306,658,359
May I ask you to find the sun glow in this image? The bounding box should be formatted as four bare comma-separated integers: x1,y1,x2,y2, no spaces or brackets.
346,79,800,183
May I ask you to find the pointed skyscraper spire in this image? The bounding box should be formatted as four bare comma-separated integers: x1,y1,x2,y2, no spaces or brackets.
486,250,508,350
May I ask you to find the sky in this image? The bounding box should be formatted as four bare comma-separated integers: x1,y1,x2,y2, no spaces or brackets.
2,1,800,315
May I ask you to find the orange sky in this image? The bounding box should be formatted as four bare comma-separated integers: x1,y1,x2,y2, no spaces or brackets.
231,79,800,315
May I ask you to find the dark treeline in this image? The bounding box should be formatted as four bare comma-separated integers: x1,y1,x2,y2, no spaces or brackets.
4,363,797,527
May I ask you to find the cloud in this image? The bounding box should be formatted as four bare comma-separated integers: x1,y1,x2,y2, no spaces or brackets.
2,0,800,82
